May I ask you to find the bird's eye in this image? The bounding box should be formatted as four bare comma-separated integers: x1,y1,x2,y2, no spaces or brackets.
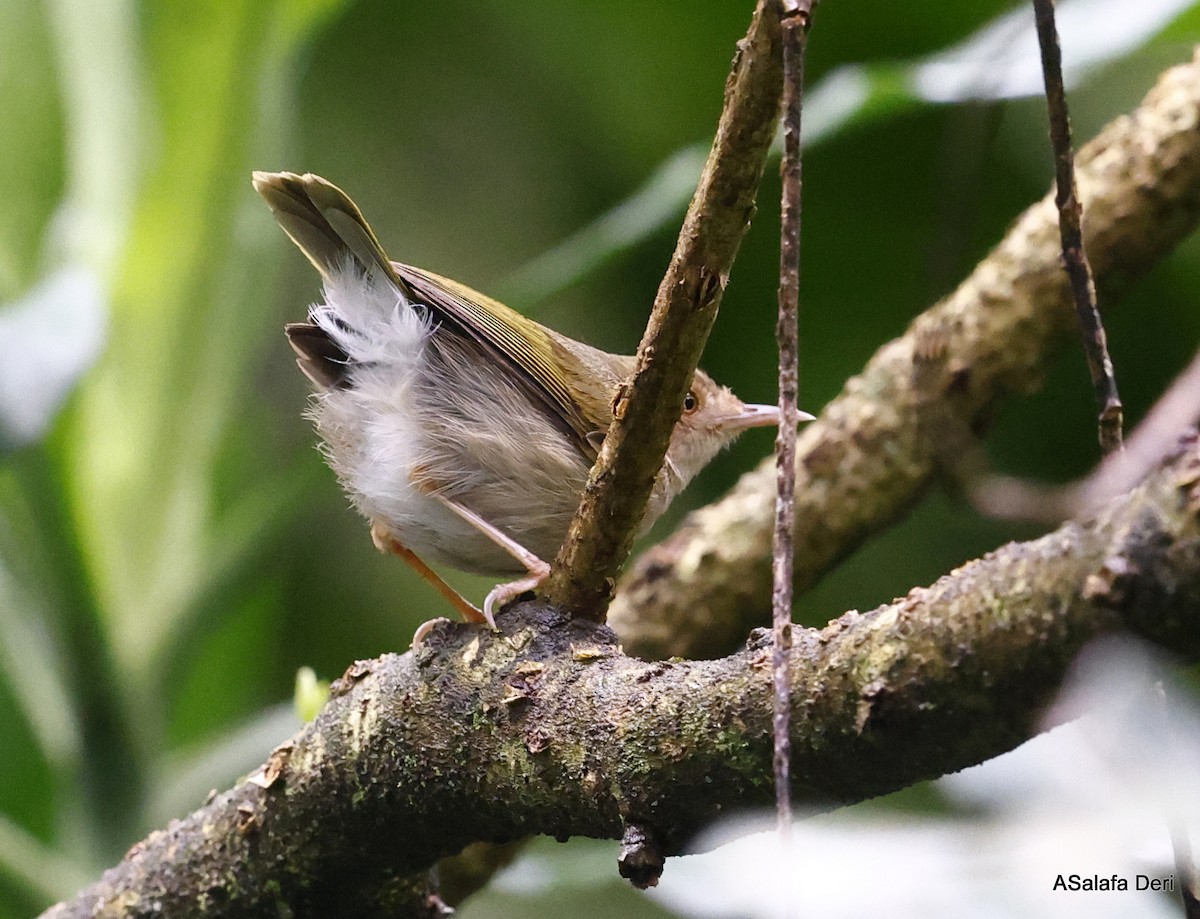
683,390,699,414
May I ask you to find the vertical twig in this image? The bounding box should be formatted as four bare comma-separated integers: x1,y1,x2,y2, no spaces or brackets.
774,0,814,845
1032,0,1124,455
541,0,786,620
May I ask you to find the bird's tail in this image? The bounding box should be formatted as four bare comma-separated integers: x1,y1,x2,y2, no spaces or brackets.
254,171,425,389
252,171,403,285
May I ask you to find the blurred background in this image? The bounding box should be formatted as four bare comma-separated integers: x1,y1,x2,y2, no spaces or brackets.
1,1,1198,916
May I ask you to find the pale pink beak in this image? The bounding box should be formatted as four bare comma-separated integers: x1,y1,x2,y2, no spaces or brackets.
725,404,816,432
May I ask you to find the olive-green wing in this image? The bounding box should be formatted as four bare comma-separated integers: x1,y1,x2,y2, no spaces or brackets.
393,263,608,460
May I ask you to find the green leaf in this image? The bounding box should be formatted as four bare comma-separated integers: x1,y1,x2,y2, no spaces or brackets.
0,558,80,772
293,666,330,723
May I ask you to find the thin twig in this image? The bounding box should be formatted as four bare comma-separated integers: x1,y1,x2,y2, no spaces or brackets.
542,0,786,620
773,0,813,844
1032,0,1124,455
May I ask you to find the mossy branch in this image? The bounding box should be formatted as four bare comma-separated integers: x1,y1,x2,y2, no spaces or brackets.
41,434,1200,918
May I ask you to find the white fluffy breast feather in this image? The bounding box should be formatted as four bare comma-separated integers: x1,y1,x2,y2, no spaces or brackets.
301,262,593,574
313,262,432,369
303,264,454,552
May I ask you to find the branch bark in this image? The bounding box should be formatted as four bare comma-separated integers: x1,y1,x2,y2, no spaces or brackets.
43,434,1200,919
542,0,784,618
610,47,1200,660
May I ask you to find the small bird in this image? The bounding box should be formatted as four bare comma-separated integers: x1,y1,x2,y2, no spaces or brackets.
254,171,811,628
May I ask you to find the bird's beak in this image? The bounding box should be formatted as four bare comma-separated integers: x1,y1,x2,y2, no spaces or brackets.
726,404,816,431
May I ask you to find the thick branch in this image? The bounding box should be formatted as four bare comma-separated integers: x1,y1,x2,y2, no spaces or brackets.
542,0,784,618
611,47,1200,660
44,435,1200,918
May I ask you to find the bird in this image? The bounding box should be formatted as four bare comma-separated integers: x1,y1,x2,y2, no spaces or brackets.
253,170,808,629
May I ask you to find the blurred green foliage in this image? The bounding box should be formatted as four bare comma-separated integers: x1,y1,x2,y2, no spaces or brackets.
0,1,1197,916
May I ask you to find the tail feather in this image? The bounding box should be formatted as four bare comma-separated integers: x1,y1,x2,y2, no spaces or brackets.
256,171,417,390
252,171,403,286
285,321,350,389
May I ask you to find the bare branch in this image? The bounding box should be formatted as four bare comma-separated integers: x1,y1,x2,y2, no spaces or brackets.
773,0,815,837
1033,0,1124,454
542,0,785,619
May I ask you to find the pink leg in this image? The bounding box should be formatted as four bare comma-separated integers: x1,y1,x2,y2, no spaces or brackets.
370,521,489,628
428,494,551,623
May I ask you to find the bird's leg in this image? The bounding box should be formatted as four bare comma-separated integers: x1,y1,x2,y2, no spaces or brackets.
370,521,488,630
427,493,551,625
